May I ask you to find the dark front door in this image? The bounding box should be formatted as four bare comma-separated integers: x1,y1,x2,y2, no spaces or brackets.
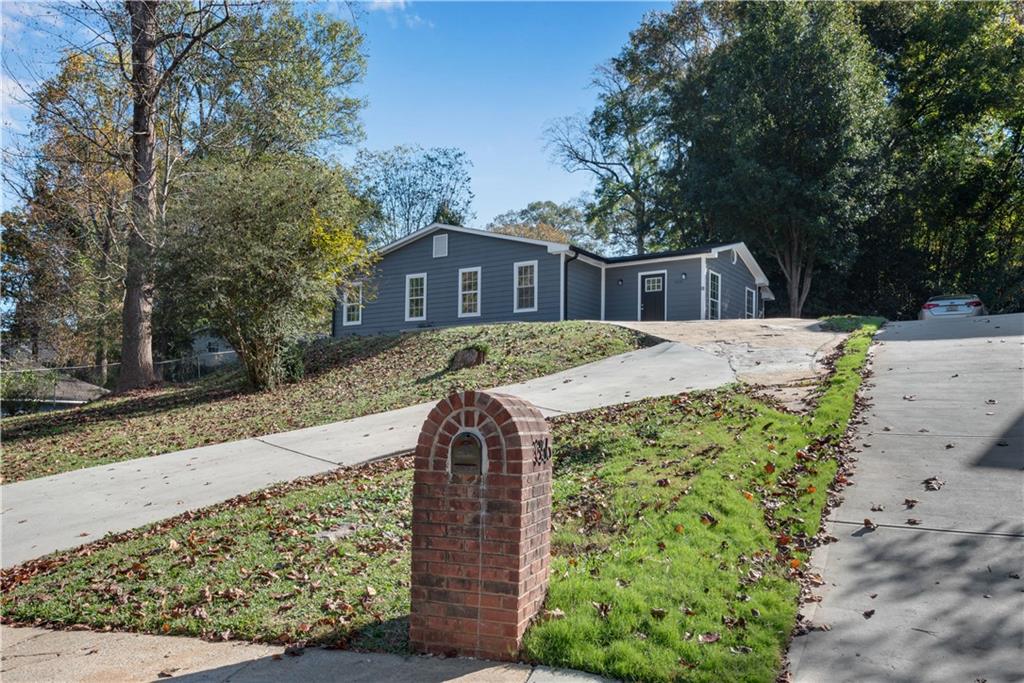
640,274,665,321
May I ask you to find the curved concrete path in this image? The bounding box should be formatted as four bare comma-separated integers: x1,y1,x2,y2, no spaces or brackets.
789,314,1024,683
1,341,732,567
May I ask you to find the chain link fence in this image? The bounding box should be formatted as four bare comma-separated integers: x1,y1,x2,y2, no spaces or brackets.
1,350,240,416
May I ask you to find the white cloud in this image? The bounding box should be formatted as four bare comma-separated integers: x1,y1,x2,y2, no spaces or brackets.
366,0,408,12
404,13,433,30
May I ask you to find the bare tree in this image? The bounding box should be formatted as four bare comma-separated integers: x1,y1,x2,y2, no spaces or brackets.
546,65,665,255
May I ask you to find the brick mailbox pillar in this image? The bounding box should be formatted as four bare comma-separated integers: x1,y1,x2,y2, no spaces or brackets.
410,391,553,661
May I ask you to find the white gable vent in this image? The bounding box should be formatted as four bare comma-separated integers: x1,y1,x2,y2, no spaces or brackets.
433,234,448,258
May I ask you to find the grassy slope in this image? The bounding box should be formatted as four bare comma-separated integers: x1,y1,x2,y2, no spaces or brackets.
0,323,880,682
0,322,645,483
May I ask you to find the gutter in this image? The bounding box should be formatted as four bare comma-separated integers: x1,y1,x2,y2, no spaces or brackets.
563,250,580,321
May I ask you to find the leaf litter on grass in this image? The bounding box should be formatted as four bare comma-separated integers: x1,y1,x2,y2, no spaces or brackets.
4,323,882,683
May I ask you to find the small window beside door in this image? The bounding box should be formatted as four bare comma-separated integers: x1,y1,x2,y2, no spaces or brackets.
513,261,537,312
708,271,721,320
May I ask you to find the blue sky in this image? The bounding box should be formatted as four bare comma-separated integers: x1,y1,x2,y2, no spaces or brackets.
2,1,667,222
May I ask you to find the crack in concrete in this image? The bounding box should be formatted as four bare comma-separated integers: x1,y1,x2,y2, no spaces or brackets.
828,518,1024,538
251,438,343,468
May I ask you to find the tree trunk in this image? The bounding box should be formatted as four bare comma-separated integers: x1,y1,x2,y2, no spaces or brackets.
787,275,802,318
119,0,159,390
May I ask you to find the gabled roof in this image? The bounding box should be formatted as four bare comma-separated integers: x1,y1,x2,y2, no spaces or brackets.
376,224,768,286
378,223,569,256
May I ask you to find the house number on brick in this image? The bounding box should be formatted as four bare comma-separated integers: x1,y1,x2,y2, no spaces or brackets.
410,390,553,662
450,432,483,474
532,437,552,466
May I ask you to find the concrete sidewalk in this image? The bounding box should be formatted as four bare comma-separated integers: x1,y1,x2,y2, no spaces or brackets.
2,341,732,567
788,314,1024,683
0,625,614,683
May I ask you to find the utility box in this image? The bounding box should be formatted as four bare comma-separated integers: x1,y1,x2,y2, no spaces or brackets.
409,391,553,660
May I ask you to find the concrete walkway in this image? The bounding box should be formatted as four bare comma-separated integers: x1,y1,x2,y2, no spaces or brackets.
2,341,733,567
789,314,1024,683
0,625,613,683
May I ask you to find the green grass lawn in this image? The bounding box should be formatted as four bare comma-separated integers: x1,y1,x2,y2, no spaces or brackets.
818,315,886,333
0,322,880,682
0,322,646,483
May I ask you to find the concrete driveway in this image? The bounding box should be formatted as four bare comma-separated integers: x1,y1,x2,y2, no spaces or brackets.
1,340,734,567
789,313,1024,683
610,318,846,384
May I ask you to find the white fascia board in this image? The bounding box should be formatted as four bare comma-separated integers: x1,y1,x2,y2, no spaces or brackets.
380,223,568,256
710,242,769,286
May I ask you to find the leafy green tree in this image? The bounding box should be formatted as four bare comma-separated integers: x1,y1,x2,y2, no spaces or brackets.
845,1,1024,316
159,156,375,390
680,2,888,317
8,2,370,382
356,146,475,245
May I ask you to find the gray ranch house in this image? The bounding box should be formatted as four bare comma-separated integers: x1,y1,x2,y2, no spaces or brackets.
332,223,772,336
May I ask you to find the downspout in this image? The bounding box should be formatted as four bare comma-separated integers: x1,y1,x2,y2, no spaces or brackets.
563,250,579,321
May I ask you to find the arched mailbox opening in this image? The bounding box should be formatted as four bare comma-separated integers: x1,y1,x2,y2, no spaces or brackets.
449,431,484,475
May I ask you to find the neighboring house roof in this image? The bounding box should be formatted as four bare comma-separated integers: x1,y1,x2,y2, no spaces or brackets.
377,223,769,286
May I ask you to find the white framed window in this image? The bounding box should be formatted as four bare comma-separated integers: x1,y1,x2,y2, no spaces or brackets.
708,270,721,320
744,287,756,319
342,284,363,326
432,234,448,258
644,277,663,293
405,273,427,321
513,260,538,313
458,267,481,318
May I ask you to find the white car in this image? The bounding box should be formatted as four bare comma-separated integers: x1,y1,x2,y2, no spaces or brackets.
918,294,988,320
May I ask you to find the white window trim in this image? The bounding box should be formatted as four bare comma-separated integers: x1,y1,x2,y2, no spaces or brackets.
432,234,448,258
708,270,722,320
744,286,756,319
513,260,538,313
636,269,668,321
342,283,363,326
458,266,482,318
405,273,427,322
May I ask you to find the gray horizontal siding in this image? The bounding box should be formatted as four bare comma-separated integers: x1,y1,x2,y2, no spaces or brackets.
707,249,758,319
335,229,561,336
567,259,601,320
604,259,702,321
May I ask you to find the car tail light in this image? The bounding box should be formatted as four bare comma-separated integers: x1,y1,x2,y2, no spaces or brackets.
967,300,983,307
922,303,939,310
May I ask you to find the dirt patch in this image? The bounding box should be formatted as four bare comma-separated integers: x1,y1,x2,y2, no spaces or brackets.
608,319,847,398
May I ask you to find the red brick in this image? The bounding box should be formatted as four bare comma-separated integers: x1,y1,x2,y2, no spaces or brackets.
412,391,551,659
